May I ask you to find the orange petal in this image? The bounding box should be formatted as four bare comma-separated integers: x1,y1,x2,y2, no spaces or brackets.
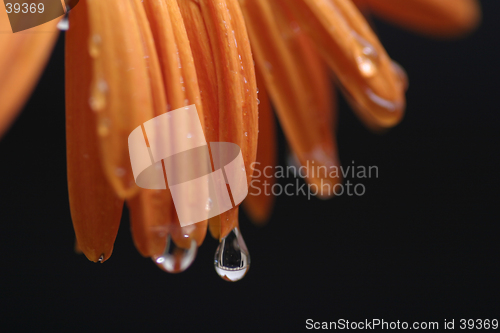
125,0,173,258
198,0,258,239
0,13,58,138
279,0,406,130
66,1,124,263
242,67,277,224
239,0,340,198
144,0,207,248
357,0,481,37
178,0,219,144
86,0,155,198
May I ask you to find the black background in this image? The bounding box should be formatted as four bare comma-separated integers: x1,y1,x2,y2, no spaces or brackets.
1,1,499,332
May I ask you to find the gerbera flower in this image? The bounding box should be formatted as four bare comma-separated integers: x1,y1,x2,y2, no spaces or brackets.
0,0,480,281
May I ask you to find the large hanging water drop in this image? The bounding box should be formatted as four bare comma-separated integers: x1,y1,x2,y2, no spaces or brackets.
214,227,250,282
154,235,197,273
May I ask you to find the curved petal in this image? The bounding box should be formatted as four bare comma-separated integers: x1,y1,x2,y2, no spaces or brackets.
66,1,123,263
192,0,258,239
86,0,155,198
0,12,59,138
239,0,341,198
280,0,406,129
355,0,481,37
242,68,277,224
144,0,208,249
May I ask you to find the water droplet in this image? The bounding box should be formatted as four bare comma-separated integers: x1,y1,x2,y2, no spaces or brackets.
244,132,248,136
187,133,192,139
98,118,110,137
290,21,300,33
256,98,260,105
155,236,197,273
88,34,102,58
89,82,107,112
97,79,108,93
214,227,250,282
115,168,126,177
57,17,69,31
256,88,259,94
205,198,213,211
98,254,104,263
352,32,379,78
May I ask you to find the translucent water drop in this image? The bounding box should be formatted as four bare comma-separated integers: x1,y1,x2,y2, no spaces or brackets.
352,32,379,78
155,236,197,273
97,118,110,137
205,198,213,211
89,80,107,112
98,254,104,263
244,132,248,136
57,17,69,31
257,98,260,105
115,168,125,177
214,227,250,282
88,34,102,58
187,133,192,139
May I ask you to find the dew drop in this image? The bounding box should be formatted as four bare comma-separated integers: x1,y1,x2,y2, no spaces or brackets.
115,167,126,177
257,98,260,105
57,17,69,31
244,132,248,136
187,133,192,139
88,34,102,58
154,236,197,273
98,118,110,137
205,198,213,211
352,32,379,78
214,227,250,282
98,254,104,263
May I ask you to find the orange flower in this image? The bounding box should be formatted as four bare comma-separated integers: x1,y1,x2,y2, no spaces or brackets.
0,0,481,281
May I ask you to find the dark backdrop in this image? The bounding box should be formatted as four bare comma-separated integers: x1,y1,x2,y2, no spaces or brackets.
1,1,499,331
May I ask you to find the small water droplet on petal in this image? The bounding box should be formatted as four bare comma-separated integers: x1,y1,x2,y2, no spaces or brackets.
115,167,126,177
97,118,110,137
57,17,69,31
205,198,213,211
88,34,102,58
